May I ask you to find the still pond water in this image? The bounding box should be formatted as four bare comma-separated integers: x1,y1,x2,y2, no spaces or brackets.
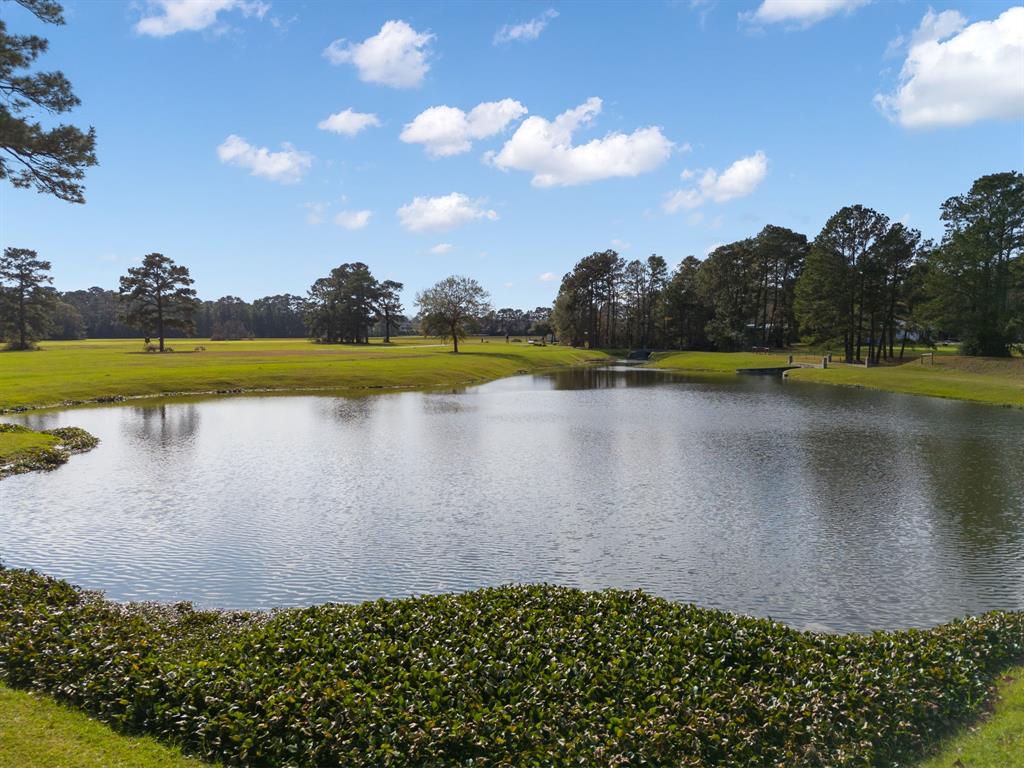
2,367,1022,633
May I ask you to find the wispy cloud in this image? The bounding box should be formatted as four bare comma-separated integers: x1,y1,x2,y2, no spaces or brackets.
317,109,381,136
135,0,269,37
494,9,558,44
334,210,373,230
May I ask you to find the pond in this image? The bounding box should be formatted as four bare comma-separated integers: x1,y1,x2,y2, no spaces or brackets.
2,367,1022,633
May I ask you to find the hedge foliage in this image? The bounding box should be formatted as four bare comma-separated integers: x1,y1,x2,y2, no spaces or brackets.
1,567,1022,767
0,424,99,478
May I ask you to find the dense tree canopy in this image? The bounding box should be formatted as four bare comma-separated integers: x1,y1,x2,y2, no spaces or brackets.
118,253,197,351
376,280,404,343
1,0,97,203
306,263,384,344
795,206,922,362
0,246,55,349
416,275,491,353
61,287,137,338
251,294,306,338
551,250,624,348
923,172,1024,356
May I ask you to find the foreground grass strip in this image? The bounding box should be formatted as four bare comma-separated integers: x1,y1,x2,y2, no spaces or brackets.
0,424,99,479
2,568,1022,767
0,338,610,412
0,685,205,768
916,667,1024,768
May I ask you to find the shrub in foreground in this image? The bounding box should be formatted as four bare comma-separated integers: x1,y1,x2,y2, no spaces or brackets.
0,567,1022,766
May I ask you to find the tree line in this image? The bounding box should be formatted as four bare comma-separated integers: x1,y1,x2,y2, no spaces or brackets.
0,256,553,351
0,251,495,353
2,172,1020,357
552,172,1022,359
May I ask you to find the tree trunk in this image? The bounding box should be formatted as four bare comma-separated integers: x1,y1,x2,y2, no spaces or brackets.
157,293,165,352
383,309,391,343
18,281,26,349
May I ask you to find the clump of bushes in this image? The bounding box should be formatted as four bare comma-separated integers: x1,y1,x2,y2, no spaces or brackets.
0,424,99,478
0,567,1022,767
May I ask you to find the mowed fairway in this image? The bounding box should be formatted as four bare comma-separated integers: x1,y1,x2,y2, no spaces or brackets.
787,355,1024,408
0,338,609,411
649,351,1024,408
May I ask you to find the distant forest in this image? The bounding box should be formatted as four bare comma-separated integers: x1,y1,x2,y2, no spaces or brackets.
2,171,1021,359
550,171,1022,360
32,286,555,344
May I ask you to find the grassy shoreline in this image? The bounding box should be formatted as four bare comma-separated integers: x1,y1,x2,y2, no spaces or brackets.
647,350,1024,408
0,685,203,768
0,338,610,413
917,666,1024,768
3,340,1020,415
0,424,99,479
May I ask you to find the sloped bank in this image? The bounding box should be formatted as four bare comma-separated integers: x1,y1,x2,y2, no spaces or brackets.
0,424,99,479
1,568,1022,767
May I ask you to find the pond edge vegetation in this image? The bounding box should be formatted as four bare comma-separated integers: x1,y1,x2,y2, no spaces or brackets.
1,567,1023,767
0,424,99,479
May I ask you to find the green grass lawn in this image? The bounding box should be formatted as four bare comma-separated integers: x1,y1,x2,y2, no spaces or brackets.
0,685,204,768
0,425,99,478
787,355,1024,407
0,427,57,460
0,338,609,411
649,351,1024,408
917,667,1024,768
647,350,795,373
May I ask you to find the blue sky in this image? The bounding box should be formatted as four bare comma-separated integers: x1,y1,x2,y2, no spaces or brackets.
3,0,1022,309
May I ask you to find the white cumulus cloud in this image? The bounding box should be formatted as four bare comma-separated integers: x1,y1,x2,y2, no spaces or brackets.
428,243,454,254
488,97,674,187
217,135,312,184
875,7,1024,129
538,272,558,282
317,109,382,136
494,9,558,44
324,20,433,89
663,151,768,213
397,193,498,232
135,0,269,37
400,99,528,156
334,210,373,230
742,0,870,28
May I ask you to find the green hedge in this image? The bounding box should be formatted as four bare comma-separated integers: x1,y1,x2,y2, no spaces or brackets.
1,567,1022,766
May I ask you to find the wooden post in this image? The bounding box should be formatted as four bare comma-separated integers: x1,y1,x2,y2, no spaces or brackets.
821,356,828,369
